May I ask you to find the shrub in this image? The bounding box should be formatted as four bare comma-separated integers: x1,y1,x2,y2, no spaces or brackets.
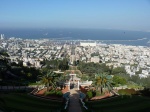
45,90,56,96
49,90,56,96
118,89,127,95
86,91,93,99
140,88,150,97
92,91,96,97
45,90,63,97
118,89,136,96
56,91,63,97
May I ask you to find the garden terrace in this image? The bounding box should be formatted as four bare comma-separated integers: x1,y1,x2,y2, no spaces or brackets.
0,93,63,112
85,95,150,112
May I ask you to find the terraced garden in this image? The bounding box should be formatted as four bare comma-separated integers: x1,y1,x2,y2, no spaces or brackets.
85,95,150,112
0,93,63,112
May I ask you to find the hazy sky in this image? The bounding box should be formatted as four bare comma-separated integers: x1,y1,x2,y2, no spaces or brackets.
0,0,150,31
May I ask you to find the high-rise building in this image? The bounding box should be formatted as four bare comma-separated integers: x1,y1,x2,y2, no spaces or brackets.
0,34,4,40
1,34,3,39
26,42,30,47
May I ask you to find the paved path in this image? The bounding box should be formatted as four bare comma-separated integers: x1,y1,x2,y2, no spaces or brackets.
68,88,82,112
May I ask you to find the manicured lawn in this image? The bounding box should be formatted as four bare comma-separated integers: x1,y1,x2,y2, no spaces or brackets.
0,93,63,112
86,95,150,112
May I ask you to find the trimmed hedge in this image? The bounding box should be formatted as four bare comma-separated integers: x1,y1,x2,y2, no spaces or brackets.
45,90,63,97
118,89,137,96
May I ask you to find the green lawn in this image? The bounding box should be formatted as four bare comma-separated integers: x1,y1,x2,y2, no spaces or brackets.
0,93,63,112
86,95,150,112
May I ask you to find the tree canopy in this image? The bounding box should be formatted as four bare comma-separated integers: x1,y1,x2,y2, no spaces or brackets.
94,73,113,94
78,62,111,76
113,75,127,86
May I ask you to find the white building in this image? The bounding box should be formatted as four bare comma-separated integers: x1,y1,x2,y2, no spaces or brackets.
139,74,148,78
91,56,100,63
80,42,96,47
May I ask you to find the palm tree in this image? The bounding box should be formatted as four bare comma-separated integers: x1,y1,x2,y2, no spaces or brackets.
57,74,69,89
94,73,113,94
40,70,58,91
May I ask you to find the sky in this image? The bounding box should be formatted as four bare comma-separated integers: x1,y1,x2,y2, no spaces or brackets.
0,0,150,31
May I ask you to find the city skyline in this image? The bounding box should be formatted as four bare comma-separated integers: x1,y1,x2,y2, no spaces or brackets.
0,0,150,31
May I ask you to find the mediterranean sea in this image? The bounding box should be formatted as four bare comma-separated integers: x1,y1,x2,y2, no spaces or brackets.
0,28,150,46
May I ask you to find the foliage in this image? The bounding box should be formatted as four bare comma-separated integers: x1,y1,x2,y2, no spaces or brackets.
86,91,93,99
140,88,150,97
95,90,102,96
86,95,150,112
129,75,150,88
45,90,55,96
44,58,69,71
78,62,111,76
0,51,9,57
118,89,137,96
81,74,90,81
113,75,127,86
94,73,113,94
57,74,69,86
112,67,126,75
45,59,59,70
0,53,11,73
56,90,63,97
45,90,63,97
40,70,59,90
58,58,69,71
127,81,143,89
0,59,42,86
